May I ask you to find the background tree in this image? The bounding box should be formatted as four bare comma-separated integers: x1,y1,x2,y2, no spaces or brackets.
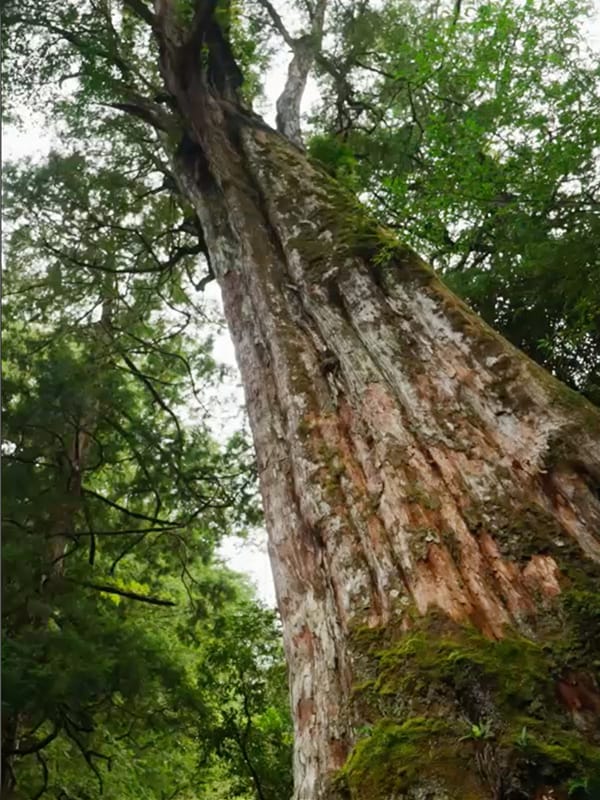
2,132,292,799
3,1,600,799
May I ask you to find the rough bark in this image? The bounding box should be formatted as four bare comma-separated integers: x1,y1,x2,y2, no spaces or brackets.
153,8,600,799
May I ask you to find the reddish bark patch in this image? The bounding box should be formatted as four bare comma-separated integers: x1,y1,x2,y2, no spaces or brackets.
522,554,561,597
414,544,476,626
478,532,537,617
328,738,350,770
557,671,600,718
533,788,568,800
293,625,315,658
297,696,316,729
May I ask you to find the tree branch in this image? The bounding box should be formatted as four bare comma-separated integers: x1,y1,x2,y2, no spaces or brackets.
256,0,295,48
33,751,49,800
121,0,156,27
272,0,329,146
54,525,183,537
7,726,60,757
105,100,173,132
82,487,179,526
72,579,176,606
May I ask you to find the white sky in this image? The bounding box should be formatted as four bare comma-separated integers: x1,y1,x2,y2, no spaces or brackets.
3,2,600,607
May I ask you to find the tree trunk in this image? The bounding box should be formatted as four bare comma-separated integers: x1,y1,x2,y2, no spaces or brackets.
157,20,600,800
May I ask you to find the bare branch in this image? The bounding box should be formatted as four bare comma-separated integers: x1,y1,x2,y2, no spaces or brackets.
256,0,295,48
268,0,329,146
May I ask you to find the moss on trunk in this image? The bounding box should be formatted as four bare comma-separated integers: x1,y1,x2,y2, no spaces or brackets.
339,606,600,800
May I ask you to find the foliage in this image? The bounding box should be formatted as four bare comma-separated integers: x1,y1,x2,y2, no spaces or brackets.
458,721,494,742
310,0,600,403
6,0,600,404
3,0,600,797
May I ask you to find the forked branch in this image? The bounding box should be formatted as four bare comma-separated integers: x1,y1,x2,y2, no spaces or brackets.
258,0,329,147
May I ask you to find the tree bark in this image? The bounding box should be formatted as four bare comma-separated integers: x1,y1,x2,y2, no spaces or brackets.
155,11,600,799
255,0,328,148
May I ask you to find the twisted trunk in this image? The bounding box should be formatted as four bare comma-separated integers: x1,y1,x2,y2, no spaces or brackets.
157,15,600,799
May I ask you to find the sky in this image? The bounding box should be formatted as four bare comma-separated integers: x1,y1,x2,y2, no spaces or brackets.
3,1,600,607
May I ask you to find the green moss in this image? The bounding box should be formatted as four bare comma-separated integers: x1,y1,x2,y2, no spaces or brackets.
296,416,314,439
349,623,391,654
507,725,600,787
342,615,600,797
314,442,347,499
362,236,437,295
340,717,461,799
542,426,583,471
491,504,566,563
371,622,553,713
404,482,441,510
463,498,600,587
562,590,600,662
283,175,436,291
407,526,441,561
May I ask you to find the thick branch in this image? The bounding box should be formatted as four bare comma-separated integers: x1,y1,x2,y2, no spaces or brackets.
257,0,295,47
259,0,329,147
106,99,174,133
122,0,156,27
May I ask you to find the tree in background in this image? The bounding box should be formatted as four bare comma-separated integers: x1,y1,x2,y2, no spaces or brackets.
3,1,600,799
2,133,292,798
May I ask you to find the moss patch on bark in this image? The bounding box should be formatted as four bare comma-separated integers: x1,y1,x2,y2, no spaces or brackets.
338,613,600,799
337,717,486,800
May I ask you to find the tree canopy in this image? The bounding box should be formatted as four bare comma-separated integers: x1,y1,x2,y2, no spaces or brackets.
307,0,600,402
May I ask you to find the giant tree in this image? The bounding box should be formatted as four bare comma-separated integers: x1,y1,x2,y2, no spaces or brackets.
4,1,600,798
